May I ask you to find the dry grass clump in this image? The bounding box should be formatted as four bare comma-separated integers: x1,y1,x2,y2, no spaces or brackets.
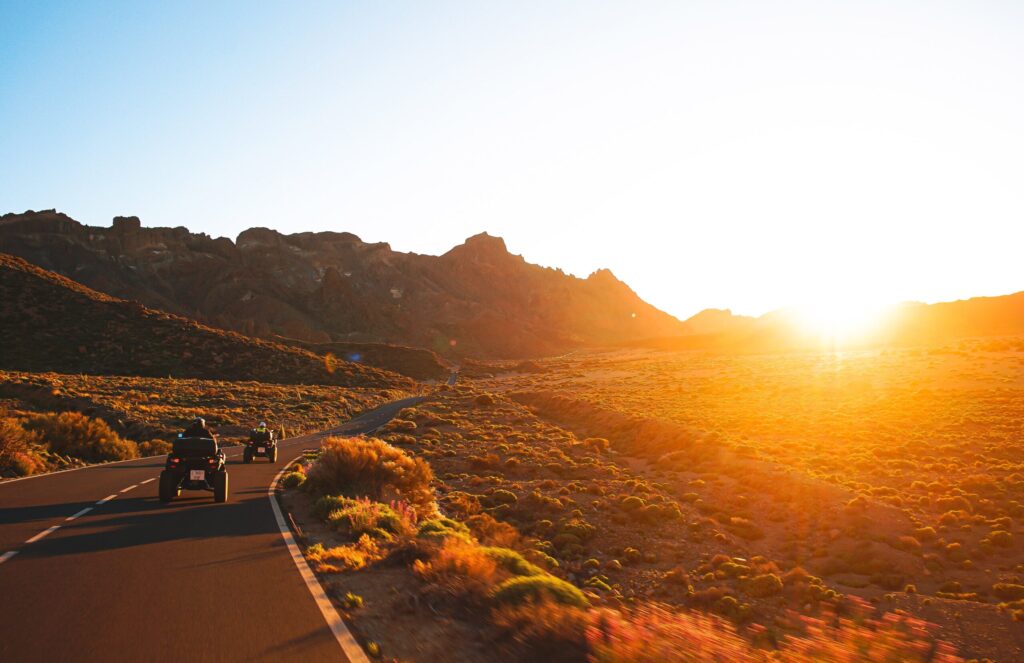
413,537,501,601
305,538,382,573
0,417,46,476
303,436,435,513
25,411,139,462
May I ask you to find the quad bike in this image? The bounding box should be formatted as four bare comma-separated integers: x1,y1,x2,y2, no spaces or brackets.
159,436,229,503
243,429,278,463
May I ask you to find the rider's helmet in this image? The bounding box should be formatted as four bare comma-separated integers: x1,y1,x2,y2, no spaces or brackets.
193,417,206,428
258,421,267,430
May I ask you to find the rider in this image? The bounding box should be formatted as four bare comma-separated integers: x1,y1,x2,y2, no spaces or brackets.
183,416,215,440
250,421,272,443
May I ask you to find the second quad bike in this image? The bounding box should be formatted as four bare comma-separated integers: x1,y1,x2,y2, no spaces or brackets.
243,429,278,463
159,436,229,503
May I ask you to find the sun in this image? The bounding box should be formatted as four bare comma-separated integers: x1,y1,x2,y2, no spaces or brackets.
792,297,895,341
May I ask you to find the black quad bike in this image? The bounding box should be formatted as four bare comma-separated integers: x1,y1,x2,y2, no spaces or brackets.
243,429,278,463
159,436,229,503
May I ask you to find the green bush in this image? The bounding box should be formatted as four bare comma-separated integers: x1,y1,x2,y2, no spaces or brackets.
743,573,783,598
492,575,589,608
305,436,434,512
482,547,544,577
281,471,306,489
620,496,645,511
490,489,518,505
315,495,414,539
26,412,138,462
418,517,472,542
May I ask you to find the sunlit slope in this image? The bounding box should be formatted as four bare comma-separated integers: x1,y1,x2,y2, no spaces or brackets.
648,292,1024,352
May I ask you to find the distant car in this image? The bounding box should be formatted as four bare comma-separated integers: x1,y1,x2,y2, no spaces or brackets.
159,435,229,503
244,429,278,463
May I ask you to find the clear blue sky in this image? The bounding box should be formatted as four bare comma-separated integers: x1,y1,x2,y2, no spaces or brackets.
3,1,1024,320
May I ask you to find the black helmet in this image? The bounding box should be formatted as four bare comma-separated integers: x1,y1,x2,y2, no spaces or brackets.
193,417,206,427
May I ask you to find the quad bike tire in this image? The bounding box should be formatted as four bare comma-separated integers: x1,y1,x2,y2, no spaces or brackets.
213,471,229,503
158,471,178,503
243,448,253,464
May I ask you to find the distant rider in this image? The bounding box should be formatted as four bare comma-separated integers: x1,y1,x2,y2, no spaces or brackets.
250,421,273,443
183,416,216,440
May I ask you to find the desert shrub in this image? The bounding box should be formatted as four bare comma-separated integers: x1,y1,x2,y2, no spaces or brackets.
0,417,45,476
984,530,1014,548
137,438,173,456
743,573,784,598
340,592,364,610
482,547,545,577
492,575,589,608
315,496,415,540
992,583,1024,601
466,513,519,546
418,516,473,542
559,518,596,541
582,437,610,453
305,536,381,573
26,412,138,462
491,489,518,505
475,393,496,406
413,537,499,599
620,496,645,511
305,436,435,512
281,471,306,489
492,599,588,661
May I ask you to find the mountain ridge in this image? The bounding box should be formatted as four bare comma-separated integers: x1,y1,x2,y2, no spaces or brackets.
0,210,686,358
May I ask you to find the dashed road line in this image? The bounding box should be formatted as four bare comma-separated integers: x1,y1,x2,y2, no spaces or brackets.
0,551,17,564
66,507,93,521
140,478,155,485
25,525,60,544
96,494,117,505
120,484,138,493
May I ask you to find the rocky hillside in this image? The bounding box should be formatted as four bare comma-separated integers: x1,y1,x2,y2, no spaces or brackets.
0,210,685,358
0,253,412,389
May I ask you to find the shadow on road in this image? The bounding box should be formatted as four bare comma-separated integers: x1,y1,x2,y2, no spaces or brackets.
16,491,281,561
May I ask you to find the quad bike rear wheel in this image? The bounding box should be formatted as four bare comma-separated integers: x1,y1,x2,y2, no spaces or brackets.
213,471,229,503
158,471,178,503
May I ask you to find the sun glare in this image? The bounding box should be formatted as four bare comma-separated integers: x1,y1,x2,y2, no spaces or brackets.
792,298,896,341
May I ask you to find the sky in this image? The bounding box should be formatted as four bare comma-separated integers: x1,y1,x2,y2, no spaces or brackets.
2,1,1024,321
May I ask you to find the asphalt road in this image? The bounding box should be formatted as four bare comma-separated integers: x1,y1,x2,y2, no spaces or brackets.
0,395,425,663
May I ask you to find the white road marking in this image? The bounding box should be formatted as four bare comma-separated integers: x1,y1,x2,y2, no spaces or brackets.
139,478,155,485
0,454,168,485
25,525,60,544
0,551,17,564
96,494,117,505
269,456,370,663
66,507,93,521
120,484,138,493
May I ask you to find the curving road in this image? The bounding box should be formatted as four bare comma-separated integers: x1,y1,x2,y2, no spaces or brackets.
0,395,424,663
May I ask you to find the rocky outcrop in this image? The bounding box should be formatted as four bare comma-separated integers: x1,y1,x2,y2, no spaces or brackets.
0,210,688,358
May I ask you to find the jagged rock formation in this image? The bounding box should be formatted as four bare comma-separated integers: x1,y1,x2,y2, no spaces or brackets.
0,210,686,357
